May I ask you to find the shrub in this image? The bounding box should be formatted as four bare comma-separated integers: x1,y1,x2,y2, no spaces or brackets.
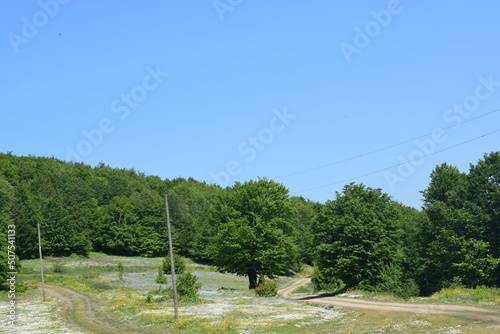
255,279,277,297
117,263,124,280
311,268,345,292
156,266,168,284
162,254,186,275
376,263,403,295
52,262,66,273
15,283,29,293
177,272,200,299
399,279,420,299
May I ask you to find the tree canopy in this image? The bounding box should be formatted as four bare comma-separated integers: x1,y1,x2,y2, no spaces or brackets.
209,178,297,289
313,183,404,290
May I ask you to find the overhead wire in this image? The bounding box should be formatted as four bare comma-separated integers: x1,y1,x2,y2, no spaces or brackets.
275,108,500,180
292,128,500,195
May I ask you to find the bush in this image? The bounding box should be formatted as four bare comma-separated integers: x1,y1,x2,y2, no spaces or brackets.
376,263,420,299
399,279,420,299
177,272,200,299
311,268,345,292
52,262,66,273
255,279,277,297
162,254,186,275
376,263,403,295
117,263,124,280
156,267,168,284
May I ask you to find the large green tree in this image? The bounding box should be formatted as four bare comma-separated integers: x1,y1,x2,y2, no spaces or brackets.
209,179,297,289
313,183,403,290
419,156,500,294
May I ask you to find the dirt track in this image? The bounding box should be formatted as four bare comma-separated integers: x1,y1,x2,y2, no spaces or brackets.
278,277,500,324
43,284,140,334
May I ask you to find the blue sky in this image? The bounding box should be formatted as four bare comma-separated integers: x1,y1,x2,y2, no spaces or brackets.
2,1,499,209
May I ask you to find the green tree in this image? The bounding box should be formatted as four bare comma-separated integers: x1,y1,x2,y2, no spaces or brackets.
209,178,297,289
313,183,403,290
420,158,500,294
467,152,500,284
289,196,318,266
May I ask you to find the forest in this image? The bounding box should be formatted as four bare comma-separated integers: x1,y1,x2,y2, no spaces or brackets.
0,151,499,297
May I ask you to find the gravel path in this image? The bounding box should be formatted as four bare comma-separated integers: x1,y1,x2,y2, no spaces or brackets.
278,277,500,325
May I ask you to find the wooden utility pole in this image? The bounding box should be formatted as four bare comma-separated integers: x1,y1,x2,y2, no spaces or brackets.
37,224,46,302
165,195,179,320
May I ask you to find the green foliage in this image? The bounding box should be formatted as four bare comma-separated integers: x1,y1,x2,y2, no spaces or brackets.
146,286,173,303
313,183,403,290
419,153,500,295
376,263,403,295
156,266,168,284
399,279,420,299
148,273,200,302
431,285,500,304
254,279,277,297
0,153,221,259
375,263,419,299
117,263,124,280
209,178,298,289
162,253,186,275
176,272,200,299
52,261,66,273
289,196,318,266
311,267,345,292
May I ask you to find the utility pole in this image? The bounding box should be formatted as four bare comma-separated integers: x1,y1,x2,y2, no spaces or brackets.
37,224,46,302
165,194,178,320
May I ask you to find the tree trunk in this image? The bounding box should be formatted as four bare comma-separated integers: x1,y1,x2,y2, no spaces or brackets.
248,269,258,289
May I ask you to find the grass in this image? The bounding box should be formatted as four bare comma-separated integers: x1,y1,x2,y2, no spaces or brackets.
428,286,500,309
2,253,499,333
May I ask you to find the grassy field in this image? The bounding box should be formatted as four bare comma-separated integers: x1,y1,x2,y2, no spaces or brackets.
1,253,499,333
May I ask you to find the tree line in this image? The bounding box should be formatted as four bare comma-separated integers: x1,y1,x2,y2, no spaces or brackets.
0,151,498,295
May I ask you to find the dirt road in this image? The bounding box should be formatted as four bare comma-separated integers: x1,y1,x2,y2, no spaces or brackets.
43,284,140,334
278,277,500,324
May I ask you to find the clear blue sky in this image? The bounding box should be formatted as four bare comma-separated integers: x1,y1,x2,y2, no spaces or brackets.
2,1,500,209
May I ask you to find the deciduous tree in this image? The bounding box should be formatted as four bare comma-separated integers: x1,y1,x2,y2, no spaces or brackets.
209,178,297,289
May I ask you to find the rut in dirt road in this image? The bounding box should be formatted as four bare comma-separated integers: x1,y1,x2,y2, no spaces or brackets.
278,277,500,324
43,284,141,334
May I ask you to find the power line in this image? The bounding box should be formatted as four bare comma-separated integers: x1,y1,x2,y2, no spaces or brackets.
292,128,500,195
275,108,500,180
